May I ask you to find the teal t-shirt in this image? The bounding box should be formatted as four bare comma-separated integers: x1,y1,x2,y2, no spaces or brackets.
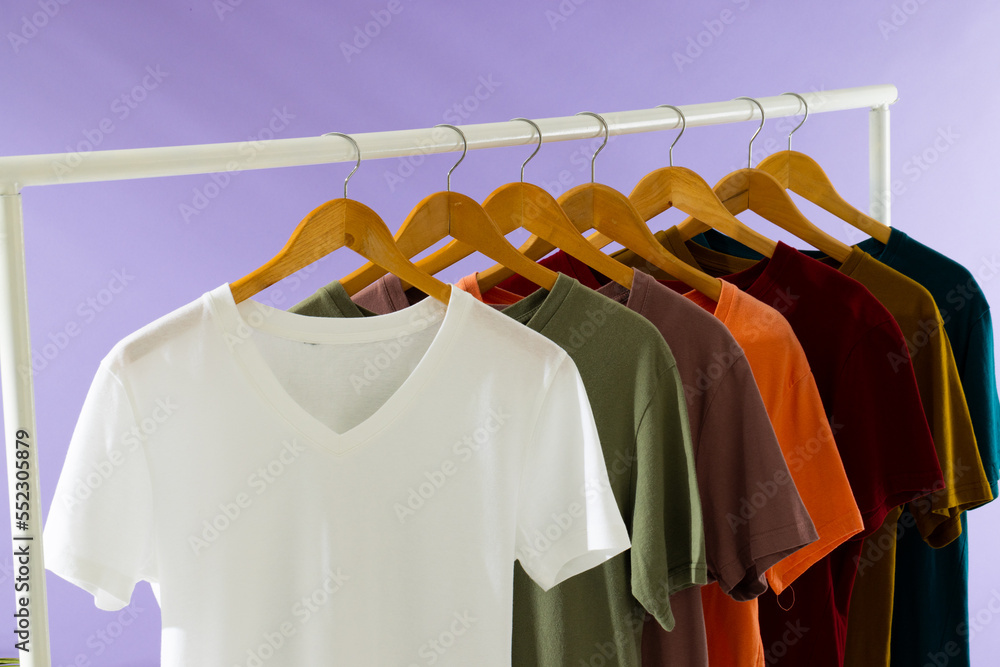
291,274,706,667
856,230,998,667
696,227,1000,667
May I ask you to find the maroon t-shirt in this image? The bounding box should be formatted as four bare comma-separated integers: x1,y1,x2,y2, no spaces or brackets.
651,234,942,666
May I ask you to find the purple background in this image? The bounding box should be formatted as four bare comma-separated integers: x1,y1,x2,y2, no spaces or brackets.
3,0,999,664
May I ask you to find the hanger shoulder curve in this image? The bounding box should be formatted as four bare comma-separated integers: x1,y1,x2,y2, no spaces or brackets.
757,150,892,244
406,186,528,283
677,168,853,264
231,198,355,303
739,168,852,263
443,190,559,291
476,182,634,291
232,198,450,305
340,191,459,295
630,165,778,257
560,182,721,301
387,190,558,293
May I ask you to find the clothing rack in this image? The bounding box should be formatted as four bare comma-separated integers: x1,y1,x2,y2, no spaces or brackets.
0,83,897,666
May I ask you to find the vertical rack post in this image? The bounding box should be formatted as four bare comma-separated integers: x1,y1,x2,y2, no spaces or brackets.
0,191,51,667
869,102,892,225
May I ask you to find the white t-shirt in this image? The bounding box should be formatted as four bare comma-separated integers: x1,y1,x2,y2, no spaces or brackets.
43,285,629,666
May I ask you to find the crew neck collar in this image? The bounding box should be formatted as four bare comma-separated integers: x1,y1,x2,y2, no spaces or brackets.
856,228,905,266
659,226,794,300
500,272,576,332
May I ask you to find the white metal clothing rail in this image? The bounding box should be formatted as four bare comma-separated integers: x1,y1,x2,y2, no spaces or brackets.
0,83,897,666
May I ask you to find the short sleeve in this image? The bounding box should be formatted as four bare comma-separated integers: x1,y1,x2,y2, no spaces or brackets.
630,363,706,631
766,372,862,593
834,321,943,535
961,311,1000,496
907,317,993,547
43,360,157,611
697,357,816,601
515,354,630,592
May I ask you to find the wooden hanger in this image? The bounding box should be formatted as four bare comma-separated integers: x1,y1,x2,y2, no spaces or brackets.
558,112,722,301
469,118,634,292
477,181,636,290
230,133,450,304
755,92,891,244
401,119,632,292
479,199,598,283
626,104,776,257
675,97,853,264
339,124,557,295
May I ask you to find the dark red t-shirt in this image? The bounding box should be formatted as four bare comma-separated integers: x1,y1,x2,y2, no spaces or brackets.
489,248,605,295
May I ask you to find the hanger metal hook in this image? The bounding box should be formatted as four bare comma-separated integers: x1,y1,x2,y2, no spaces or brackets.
734,96,765,169
655,104,686,167
575,111,609,183
781,92,809,151
321,132,361,198
511,117,542,183
433,123,468,192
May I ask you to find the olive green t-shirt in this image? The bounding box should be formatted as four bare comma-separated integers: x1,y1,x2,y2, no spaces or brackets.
291,273,706,666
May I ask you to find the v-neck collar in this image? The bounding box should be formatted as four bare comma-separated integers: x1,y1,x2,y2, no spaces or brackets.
346,273,580,338
208,283,467,455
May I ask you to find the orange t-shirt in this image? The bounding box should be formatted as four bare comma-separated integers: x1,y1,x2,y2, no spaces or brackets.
682,281,863,666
